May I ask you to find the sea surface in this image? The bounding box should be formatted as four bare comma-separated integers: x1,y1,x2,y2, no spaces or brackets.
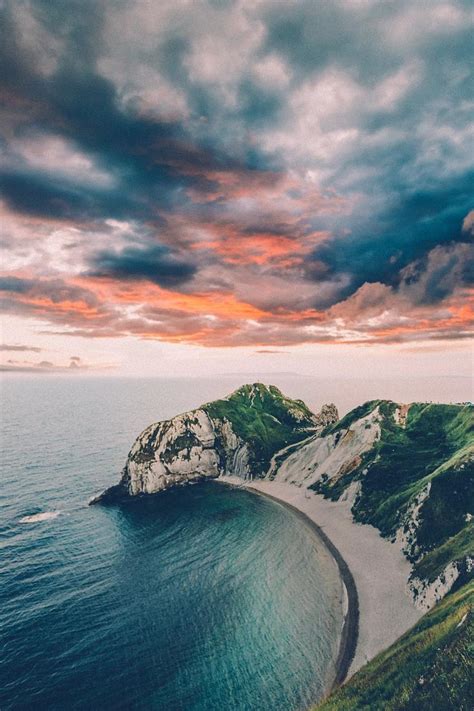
0,376,344,711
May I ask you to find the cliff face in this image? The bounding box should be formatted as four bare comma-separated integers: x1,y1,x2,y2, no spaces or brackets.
122,406,258,496
93,385,472,611
270,399,474,611
94,383,338,501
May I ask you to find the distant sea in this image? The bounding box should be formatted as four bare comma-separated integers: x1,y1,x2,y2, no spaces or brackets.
1,376,348,711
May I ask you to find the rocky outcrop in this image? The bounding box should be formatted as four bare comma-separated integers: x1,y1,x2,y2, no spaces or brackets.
92,387,473,613
92,383,338,502
124,410,229,495
268,398,473,610
409,556,474,611
270,405,382,487
93,410,249,502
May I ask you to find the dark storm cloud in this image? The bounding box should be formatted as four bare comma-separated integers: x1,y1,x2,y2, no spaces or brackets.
0,0,472,346
309,172,473,307
400,241,474,306
88,244,197,287
0,276,32,294
0,170,133,221
0,1,262,229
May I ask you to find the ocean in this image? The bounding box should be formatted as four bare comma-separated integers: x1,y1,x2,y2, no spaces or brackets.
1,376,344,711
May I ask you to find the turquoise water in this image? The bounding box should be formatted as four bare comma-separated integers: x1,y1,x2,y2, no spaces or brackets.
1,377,343,710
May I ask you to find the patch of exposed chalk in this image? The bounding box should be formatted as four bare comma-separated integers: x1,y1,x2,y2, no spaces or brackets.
393,403,410,427
409,557,473,611
339,480,361,508
395,482,431,560
273,407,382,487
409,561,461,611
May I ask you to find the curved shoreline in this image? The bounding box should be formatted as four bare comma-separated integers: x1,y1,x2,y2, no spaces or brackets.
218,477,422,693
217,478,359,694
248,487,359,691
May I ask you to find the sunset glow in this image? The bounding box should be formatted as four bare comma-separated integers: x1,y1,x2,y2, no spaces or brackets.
0,1,472,376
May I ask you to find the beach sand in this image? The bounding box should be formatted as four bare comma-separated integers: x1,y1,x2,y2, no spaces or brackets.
219,476,422,679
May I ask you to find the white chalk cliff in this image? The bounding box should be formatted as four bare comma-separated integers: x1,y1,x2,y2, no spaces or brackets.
125,409,250,495
93,386,473,610
94,383,338,500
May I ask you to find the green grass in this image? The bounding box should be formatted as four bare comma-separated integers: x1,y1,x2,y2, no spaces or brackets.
204,383,316,475
354,404,473,553
315,580,474,711
414,463,474,556
313,402,473,554
413,523,474,585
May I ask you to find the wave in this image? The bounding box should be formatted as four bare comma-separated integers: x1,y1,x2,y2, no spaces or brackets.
19,511,61,524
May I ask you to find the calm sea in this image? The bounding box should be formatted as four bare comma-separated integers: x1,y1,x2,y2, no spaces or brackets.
1,376,344,711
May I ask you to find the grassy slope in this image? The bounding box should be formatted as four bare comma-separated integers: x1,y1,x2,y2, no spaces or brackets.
204,383,316,475
414,523,473,584
314,580,474,711
312,402,474,580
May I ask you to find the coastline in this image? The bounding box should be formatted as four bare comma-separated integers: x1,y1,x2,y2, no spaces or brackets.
244,485,359,691
218,476,358,694
218,476,422,684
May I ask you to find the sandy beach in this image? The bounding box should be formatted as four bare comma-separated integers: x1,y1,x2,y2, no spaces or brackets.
219,476,422,679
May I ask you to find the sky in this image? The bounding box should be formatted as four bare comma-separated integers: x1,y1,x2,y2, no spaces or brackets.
0,0,473,384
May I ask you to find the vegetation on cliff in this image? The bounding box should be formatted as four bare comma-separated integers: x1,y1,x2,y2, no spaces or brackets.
95,385,473,709
204,383,331,475
312,401,473,583
315,580,474,711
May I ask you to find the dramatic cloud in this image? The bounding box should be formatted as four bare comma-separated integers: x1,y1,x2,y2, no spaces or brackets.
0,0,472,351
88,243,197,287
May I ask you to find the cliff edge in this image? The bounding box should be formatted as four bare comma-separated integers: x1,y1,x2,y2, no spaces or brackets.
91,383,337,502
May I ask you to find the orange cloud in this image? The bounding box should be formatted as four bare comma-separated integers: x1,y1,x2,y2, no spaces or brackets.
1,267,471,349
192,233,303,266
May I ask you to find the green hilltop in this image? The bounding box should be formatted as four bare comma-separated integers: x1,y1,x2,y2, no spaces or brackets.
203,383,324,475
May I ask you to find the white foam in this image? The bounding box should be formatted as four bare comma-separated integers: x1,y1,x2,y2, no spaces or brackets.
19,511,61,523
